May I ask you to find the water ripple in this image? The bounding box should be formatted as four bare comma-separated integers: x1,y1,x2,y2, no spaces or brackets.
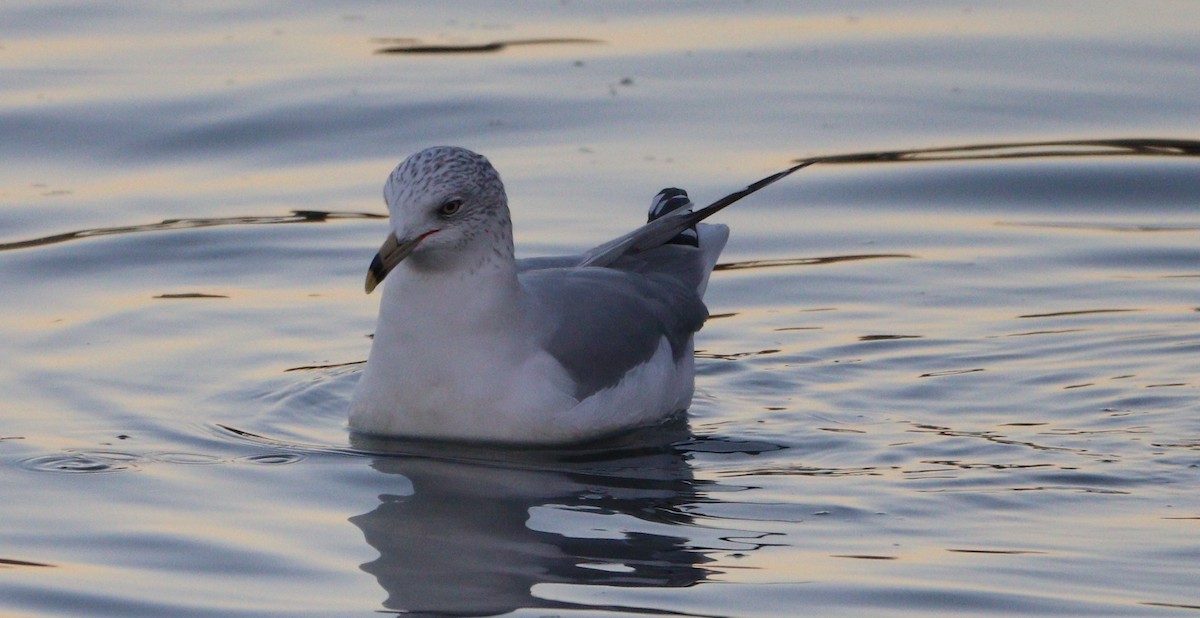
20,448,298,472
21,453,139,474
234,453,306,465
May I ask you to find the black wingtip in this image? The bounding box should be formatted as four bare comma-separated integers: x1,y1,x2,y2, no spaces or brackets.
681,159,818,229
648,188,698,246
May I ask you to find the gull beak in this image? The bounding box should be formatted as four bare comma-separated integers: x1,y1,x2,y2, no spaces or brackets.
364,231,434,293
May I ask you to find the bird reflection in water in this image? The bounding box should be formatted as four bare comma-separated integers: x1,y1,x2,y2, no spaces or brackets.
347,420,768,616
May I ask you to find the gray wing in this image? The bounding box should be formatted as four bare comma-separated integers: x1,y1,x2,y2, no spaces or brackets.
516,255,585,272
519,247,709,400
511,160,815,400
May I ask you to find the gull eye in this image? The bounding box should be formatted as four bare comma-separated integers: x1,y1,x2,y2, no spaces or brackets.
437,199,463,217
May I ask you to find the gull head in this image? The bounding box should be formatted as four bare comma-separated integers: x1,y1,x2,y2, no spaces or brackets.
365,146,513,293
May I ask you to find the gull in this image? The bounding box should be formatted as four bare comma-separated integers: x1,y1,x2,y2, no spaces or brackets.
349,146,809,444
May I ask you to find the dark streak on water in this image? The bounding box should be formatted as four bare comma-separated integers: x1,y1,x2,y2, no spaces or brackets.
375,37,604,55
5,137,1195,254
0,211,384,252
0,558,56,569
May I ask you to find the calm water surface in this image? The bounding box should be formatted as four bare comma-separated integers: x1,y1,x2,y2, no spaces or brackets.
2,2,1198,616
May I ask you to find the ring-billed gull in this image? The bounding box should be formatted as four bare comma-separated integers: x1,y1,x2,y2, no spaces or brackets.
349,146,809,444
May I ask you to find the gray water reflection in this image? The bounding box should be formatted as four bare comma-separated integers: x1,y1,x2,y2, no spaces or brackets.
347,428,755,617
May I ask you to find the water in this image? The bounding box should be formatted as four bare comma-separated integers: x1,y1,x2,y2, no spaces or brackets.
2,2,1198,616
